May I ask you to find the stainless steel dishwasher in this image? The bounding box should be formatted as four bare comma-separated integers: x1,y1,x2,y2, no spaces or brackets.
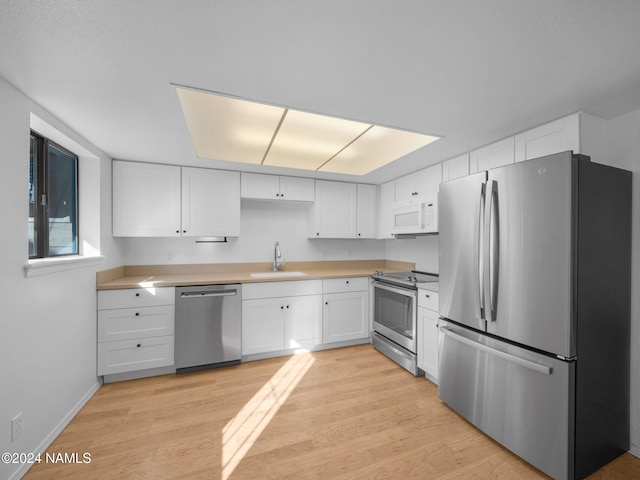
175,284,241,373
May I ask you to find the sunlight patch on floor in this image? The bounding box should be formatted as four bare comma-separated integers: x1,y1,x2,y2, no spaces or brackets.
221,353,315,479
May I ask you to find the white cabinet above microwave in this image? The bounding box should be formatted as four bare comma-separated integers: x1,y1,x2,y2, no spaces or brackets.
391,197,438,235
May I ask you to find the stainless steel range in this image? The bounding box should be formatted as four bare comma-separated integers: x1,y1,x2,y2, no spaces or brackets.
370,270,439,375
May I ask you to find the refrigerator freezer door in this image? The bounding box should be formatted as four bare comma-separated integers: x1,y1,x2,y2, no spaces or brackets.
486,152,575,357
438,322,575,480
439,172,487,331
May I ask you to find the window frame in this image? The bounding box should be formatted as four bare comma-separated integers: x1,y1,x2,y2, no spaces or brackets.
29,130,80,259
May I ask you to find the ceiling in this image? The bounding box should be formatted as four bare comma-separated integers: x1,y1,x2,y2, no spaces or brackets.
2,0,640,184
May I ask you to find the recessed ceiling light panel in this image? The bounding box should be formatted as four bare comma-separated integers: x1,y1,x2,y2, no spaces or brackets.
175,86,440,175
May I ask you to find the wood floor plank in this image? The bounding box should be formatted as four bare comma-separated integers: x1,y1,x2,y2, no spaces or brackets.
22,344,640,479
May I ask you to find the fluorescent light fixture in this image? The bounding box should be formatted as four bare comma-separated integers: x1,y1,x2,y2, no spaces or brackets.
176,86,440,175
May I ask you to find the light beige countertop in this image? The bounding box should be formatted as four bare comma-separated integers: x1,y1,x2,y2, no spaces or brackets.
96,260,415,290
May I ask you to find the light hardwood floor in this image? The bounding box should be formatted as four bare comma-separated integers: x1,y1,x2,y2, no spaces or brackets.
24,345,640,479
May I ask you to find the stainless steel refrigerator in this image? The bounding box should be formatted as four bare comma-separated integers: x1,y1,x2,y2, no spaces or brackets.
437,151,631,480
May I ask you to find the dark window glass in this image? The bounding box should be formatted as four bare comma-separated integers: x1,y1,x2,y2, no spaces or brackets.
48,144,78,255
29,135,36,257
29,131,79,258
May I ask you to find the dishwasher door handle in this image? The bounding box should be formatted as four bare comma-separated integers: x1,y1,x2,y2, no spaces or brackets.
180,290,238,298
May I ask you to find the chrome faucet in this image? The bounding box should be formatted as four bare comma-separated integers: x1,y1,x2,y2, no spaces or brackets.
273,241,285,271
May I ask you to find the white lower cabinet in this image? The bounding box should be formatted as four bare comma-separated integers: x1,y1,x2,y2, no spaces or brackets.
322,277,369,344
97,287,175,376
98,336,174,376
241,280,323,356
417,288,439,383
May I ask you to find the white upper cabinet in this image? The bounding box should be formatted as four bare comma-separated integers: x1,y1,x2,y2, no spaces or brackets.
181,167,240,237
394,163,441,206
308,181,377,239
469,137,515,173
356,184,376,239
113,161,240,237
308,180,357,238
514,114,579,163
279,176,315,202
376,181,395,239
113,161,182,237
514,112,606,163
442,153,470,182
241,172,314,202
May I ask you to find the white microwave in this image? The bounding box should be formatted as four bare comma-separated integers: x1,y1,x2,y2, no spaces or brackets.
391,198,438,235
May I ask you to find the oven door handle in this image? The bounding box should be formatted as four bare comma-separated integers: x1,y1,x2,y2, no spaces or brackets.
371,281,416,298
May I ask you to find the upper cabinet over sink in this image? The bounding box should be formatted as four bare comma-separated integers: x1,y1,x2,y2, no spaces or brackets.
241,172,315,202
113,161,240,237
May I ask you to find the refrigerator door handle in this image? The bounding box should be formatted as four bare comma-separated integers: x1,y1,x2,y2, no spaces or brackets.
483,180,499,322
474,182,486,320
442,326,553,375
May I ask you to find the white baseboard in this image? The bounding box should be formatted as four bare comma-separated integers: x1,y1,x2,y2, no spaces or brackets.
10,380,102,480
629,444,640,458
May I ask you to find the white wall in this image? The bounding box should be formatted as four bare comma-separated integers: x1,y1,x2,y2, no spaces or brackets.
384,235,439,274
0,77,123,480
122,200,386,265
604,110,640,456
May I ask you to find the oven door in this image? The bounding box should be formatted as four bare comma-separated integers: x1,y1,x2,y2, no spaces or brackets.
372,281,417,352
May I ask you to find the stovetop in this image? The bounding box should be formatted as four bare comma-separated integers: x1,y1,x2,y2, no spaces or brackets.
371,270,439,289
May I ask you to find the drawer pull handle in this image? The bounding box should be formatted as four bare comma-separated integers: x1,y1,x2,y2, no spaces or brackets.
136,344,141,348
425,294,430,298
135,293,140,297
135,312,140,316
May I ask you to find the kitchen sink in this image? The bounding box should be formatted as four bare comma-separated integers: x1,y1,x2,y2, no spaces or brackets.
249,271,308,278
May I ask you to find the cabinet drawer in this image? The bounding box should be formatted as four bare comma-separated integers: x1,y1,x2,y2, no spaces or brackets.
97,335,174,375
418,289,439,311
98,305,175,342
322,277,368,294
98,287,175,310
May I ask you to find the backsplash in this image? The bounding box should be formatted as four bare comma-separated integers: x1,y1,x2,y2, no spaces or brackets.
119,199,439,270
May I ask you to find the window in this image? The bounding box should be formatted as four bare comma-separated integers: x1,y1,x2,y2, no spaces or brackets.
29,130,79,258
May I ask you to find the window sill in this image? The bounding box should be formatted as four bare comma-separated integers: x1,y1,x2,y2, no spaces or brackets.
24,255,105,277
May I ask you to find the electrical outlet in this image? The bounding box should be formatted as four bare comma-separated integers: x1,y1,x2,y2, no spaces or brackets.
166,251,174,263
11,413,22,442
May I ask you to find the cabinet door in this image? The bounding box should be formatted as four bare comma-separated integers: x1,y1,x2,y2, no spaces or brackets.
242,298,286,355
418,307,439,382
514,114,580,163
469,137,514,173
356,184,377,238
279,176,315,202
182,168,240,237
322,291,369,343
308,180,357,238
241,172,280,200
113,161,181,236
415,163,442,199
286,295,322,349
442,153,470,182
377,181,395,239
394,172,417,204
